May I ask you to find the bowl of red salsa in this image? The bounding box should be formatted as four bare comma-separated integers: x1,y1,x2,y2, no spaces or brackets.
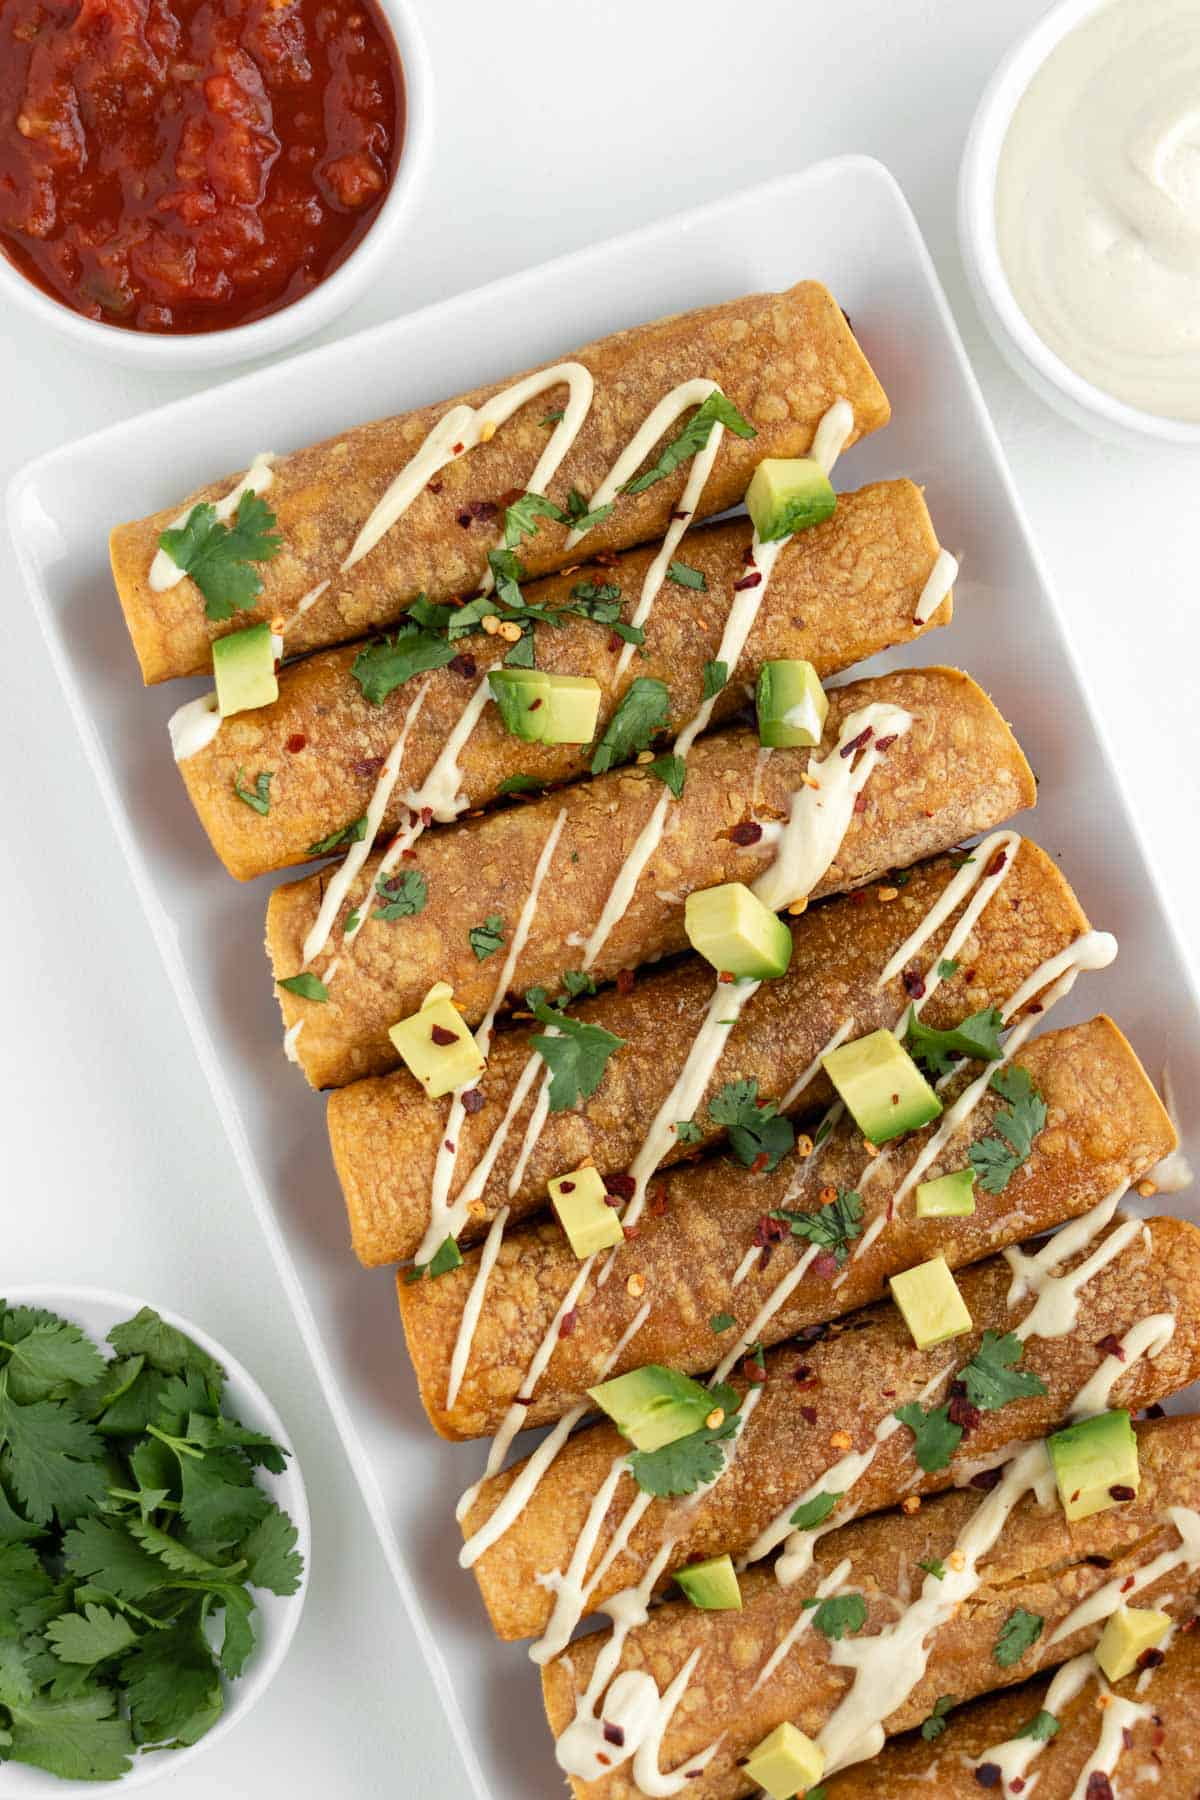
0,0,431,367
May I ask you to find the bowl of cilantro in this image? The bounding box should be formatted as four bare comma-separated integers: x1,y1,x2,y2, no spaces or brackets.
0,1287,310,1790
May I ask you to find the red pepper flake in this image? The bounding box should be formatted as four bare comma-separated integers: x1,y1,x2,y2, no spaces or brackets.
462,1088,485,1115
1096,1333,1126,1361
800,1404,818,1425
1109,1483,1136,1502
812,1252,839,1281
1085,1776,1115,1800
421,806,434,827
1121,1574,1136,1592
986,849,1009,878
529,697,543,712
617,968,636,997
593,550,620,567
853,793,868,814
444,1139,455,1154
874,732,898,753
733,571,763,591
605,1174,635,1201
849,889,868,908
948,1387,982,1433
1122,1727,1135,1750
649,1186,669,1217
730,819,763,846
840,725,874,759
970,1467,1003,1491
718,970,735,984
753,1215,787,1249
428,480,443,495
1011,1782,1026,1796
286,733,307,754
743,1357,766,1384
974,1764,1002,1789
596,1753,611,1768
430,1024,458,1047
902,967,927,999
608,632,623,654
449,653,478,678
456,499,499,528
622,1223,639,1240
559,1309,578,1339
558,1180,576,1193
452,441,465,455
352,756,386,779
749,1151,770,1175
603,1723,625,1748
791,1364,813,1384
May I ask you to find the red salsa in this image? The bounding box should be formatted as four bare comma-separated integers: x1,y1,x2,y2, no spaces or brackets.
0,0,404,333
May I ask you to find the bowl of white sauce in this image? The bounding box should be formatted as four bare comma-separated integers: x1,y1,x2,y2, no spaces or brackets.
959,0,1200,449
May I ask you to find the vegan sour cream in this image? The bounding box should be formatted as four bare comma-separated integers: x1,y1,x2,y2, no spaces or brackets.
996,0,1200,421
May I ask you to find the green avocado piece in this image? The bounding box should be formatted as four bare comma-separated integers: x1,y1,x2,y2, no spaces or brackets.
488,667,551,741
549,1164,624,1259
588,1364,713,1452
685,881,793,980
743,1722,825,1799
889,1254,973,1349
822,1029,943,1144
388,993,486,1100
746,457,837,543
675,1553,742,1611
540,674,602,745
1048,1409,1140,1522
1095,1605,1172,1682
755,659,829,749
915,1168,977,1218
212,622,278,717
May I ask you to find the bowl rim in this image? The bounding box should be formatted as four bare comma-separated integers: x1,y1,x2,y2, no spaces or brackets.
0,1282,311,1794
958,0,1200,447
0,0,434,373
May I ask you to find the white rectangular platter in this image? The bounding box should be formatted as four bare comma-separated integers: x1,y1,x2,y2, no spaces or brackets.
9,156,1200,1800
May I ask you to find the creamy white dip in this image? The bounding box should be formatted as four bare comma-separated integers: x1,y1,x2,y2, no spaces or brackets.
996,0,1200,421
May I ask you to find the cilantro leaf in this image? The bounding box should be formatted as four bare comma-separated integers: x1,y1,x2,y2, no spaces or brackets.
277,972,328,1003
0,1373,107,1526
239,1505,304,1597
0,1541,53,1617
62,1517,170,1601
590,677,671,774
232,768,272,815
771,1189,863,1265
374,869,428,921
627,1385,740,1497
469,914,505,960
0,1477,38,1543
561,970,596,999
159,491,282,622
893,1401,963,1472
1015,1709,1059,1742
959,1331,1047,1412
646,753,686,798
918,1556,945,1580
428,1237,464,1279
1,1686,134,1781
123,1611,223,1746
622,391,756,496
808,1592,867,1640
677,1119,703,1146
45,1603,138,1666
707,1079,795,1172
504,491,565,548
540,409,564,426
921,1695,957,1741
702,659,728,700
562,488,615,536
968,1066,1047,1194
709,1312,735,1333
993,1606,1044,1667
790,1491,842,1530
667,560,706,590
177,1448,272,1547
306,816,367,857
0,1320,105,1399
497,773,543,796
526,990,625,1112
107,1308,224,1389
905,1005,1005,1078
351,626,459,705
938,958,960,979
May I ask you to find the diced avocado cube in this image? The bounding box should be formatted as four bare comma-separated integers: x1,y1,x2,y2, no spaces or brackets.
756,659,829,749
588,1364,713,1452
822,1029,942,1145
743,1721,824,1800
540,674,602,745
488,668,551,741
388,992,485,1100
746,457,837,543
213,622,278,717
685,882,793,980
915,1168,977,1219
889,1255,973,1350
549,1165,624,1259
1048,1410,1140,1523
1094,1605,1172,1683
674,1553,742,1612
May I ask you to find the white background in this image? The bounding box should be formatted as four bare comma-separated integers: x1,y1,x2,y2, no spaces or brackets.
2,2,1197,1796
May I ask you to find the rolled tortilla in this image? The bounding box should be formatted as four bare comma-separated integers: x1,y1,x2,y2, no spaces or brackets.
464,1214,1200,1642
540,1415,1200,1799
111,282,889,683
269,667,1037,1088
819,1630,1200,1798
400,1017,1176,1438
332,838,1083,1269
180,480,948,881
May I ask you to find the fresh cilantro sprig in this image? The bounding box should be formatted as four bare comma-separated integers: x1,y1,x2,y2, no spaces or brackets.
959,1331,1047,1411
701,660,728,700
468,915,505,961
790,1491,842,1530
627,1384,741,1497
0,1303,303,1782
893,1401,962,1472
277,973,328,1004
803,1592,867,1640
676,1119,703,1146
403,1238,464,1284
159,492,282,622
306,817,366,858
968,1066,1047,1194
993,1607,1043,1667
351,626,460,706
232,769,272,816
646,753,686,798
1015,1709,1059,1742
590,678,671,774
374,870,428,921
905,1006,1005,1079
621,392,756,496
921,1695,957,1742
667,560,706,590
771,1190,863,1265
525,988,625,1112
706,1079,795,1172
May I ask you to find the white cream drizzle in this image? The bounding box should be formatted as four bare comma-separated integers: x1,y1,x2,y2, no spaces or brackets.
150,452,276,593
914,548,959,625
1152,1064,1195,1194
168,691,222,762
968,1652,1149,1797
1048,1505,1200,1646
749,1556,854,1695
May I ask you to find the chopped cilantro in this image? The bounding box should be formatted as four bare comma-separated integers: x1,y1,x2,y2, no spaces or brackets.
627,1385,740,1497
968,1066,1047,1194
622,391,756,496
667,560,706,590
374,870,428,921
468,914,505,961
676,1119,703,1146
709,1312,735,1334
562,487,615,536
959,1331,1047,1411
921,1695,957,1742
232,768,272,816
497,773,544,796
993,1607,1043,1667
790,1491,841,1530
701,659,728,700
938,958,961,979
306,816,367,858
905,1005,1005,1078
1015,1709,1059,1742
646,753,686,798
404,1237,464,1283
590,677,671,775
805,1592,867,1641
350,625,459,705
771,1189,863,1265
159,491,282,622
893,1401,962,1472
561,970,597,999
708,1079,795,1172
540,409,565,425
526,989,625,1112
918,1556,946,1580
276,973,328,1004
503,491,565,548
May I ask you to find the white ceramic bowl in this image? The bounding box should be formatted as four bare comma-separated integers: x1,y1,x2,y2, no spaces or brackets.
0,0,433,374
958,0,1200,451
0,1286,311,1795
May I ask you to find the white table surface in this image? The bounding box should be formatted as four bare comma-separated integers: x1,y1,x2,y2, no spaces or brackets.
2,2,1197,1795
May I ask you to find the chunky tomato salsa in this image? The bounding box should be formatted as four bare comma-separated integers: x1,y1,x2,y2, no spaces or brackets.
0,0,403,333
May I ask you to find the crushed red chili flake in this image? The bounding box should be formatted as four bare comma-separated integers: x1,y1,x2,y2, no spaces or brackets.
286,733,307,754
812,1251,839,1281
970,1467,1003,1491
743,1358,766,1384
608,632,623,653
602,1723,625,1748
840,725,874,759
558,1179,576,1194
1121,1575,1136,1591
1085,1776,1114,1800
452,442,465,455
732,572,763,591
430,1024,458,1047
1122,1727,1135,1751
1096,1333,1126,1361
791,1364,813,1383
853,793,868,814
753,1215,788,1248
749,1150,770,1176
443,1139,454,1154
461,1088,484,1115
718,970,735,984
986,849,1009,878
947,1387,982,1433
622,1223,639,1240
449,654,478,678
729,820,763,846
352,756,386,779
427,480,443,495
874,732,898,752
558,1309,578,1339
1109,1483,1137,1501
902,968,927,999
800,1404,818,1425
606,1173,636,1200
616,968,636,996
974,1764,1002,1790
850,889,868,907
1011,1782,1026,1796
455,500,499,528
649,1187,669,1217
